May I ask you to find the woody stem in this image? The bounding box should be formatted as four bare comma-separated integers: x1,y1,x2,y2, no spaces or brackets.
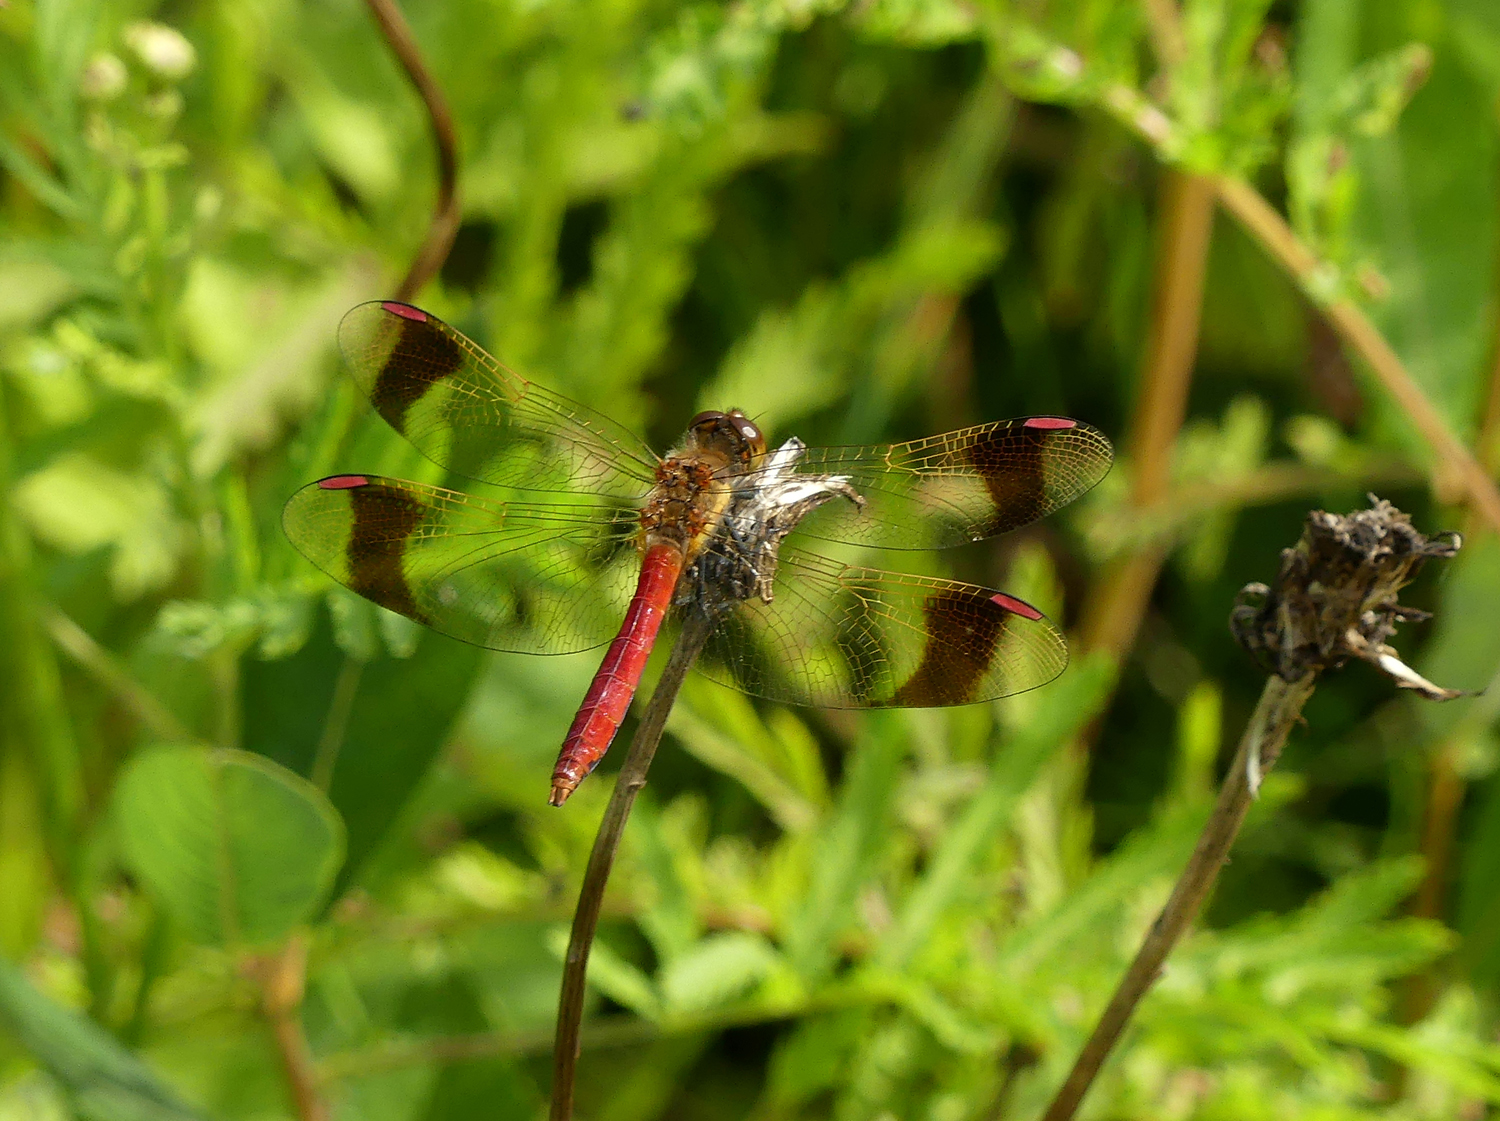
548,608,715,1121
1041,671,1318,1121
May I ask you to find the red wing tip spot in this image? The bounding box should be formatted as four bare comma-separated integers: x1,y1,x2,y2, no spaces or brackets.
381,301,428,322
317,474,371,490
989,592,1044,620
1023,416,1077,430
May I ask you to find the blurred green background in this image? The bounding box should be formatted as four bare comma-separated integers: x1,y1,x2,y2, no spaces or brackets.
4,0,1500,1118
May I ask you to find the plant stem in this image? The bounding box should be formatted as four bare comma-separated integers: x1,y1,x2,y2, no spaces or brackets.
1080,168,1214,659
263,932,329,1121
549,609,715,1121
310,656,364,793
322,987,868,1082
364,0,461,302
43,606,193,744
1041,671,1318,1121
1212,177,1500,536
1140,0,1186,72
1080,19,1500,537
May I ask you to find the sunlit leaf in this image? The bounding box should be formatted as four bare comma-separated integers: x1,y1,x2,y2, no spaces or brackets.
113,745,345,945
0,960,208,1121
659,931,781,1014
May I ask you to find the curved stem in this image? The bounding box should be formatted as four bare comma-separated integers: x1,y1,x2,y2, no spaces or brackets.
43,606,192,743
1212,177,1500,536
1082,18,1500,538
268,12,457,1115
363,0,461,302
549,609,716,1121
263,932,330,1121
1041,672,1318,1121
1080,168,1214,660
310,656,365,793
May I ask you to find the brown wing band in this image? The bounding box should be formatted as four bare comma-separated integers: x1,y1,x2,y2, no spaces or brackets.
370,311,465,435
344,481,430,624
969,420,1052,538
891,588,1015,706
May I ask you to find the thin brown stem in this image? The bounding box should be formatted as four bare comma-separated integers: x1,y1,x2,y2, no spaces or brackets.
1081,29,1500,538
1080,169,1214,659
263,932,329,1121
1041,672,1318,1121
364,0,461,302
1412,750,1464,930
1213,177,1500,536
1141,0,1186,70
1130,172,1215,506
549,609,716,1121
42,606,193,743
310,656,364,792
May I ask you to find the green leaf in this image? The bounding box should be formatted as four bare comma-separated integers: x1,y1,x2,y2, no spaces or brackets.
1335,44,1432,137
113,746,345,946
1460,768,1500,990
546,927,659,1019
1353,47,1499,440
630,798,701,963
701,219,1006,431
668,679,827,833
0,958,210,1121
0,137,82,221
240,608,482,891
659,932,781,1015
782,714,905,982
762,1010,870,1115
1418,533,1500,720
13,455,188,602
883,653,1117,968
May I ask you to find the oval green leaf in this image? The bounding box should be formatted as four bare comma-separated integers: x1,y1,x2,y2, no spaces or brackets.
114,746,346,946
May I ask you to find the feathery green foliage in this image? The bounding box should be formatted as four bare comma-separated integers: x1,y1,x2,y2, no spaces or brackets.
3,0,1500,1118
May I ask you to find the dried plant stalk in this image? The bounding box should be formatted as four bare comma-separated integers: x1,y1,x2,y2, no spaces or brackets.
1043,499,1462,1121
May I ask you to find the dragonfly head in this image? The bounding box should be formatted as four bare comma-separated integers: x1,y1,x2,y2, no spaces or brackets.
686,409,766,468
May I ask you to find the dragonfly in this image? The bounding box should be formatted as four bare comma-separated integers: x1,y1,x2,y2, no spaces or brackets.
283,302,1113,806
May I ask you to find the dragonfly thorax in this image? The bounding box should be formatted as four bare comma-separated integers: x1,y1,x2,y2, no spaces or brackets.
640,409,771,562
639,457,725,559
685,436,864,613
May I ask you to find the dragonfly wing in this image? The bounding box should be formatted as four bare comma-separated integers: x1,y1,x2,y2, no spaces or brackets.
339,302,659,499
696,548,1067,708
777,417,1112,550
283,475,640,655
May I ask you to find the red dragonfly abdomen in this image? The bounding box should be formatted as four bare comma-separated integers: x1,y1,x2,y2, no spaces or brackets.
550,542,685,806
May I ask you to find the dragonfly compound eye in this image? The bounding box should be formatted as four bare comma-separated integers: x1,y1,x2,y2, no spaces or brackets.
727,411,765,456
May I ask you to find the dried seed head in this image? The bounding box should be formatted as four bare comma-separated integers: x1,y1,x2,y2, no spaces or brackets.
1230,497,1463,700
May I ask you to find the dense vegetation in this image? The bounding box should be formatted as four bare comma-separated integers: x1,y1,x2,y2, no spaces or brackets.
3,0,1500,1118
